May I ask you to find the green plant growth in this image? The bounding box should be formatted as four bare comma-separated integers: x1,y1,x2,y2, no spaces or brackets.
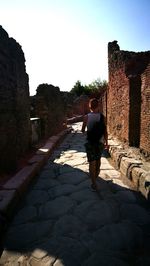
70,78,108,97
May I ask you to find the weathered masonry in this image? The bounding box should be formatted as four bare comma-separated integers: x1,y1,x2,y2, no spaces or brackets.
30,84,67,138
0,26,31,172
108,41,150,155
0,26,68,173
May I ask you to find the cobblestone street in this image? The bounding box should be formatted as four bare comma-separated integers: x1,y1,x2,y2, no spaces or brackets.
0,123,150,266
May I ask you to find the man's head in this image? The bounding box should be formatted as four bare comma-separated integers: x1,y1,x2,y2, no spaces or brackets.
89,98,99,111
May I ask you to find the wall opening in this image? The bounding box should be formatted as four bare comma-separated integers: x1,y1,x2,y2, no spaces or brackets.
129,76,141,147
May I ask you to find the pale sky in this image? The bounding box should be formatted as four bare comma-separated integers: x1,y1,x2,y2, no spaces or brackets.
0,0,150,95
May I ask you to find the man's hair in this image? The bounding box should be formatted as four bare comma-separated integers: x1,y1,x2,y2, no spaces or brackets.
89,98,99,110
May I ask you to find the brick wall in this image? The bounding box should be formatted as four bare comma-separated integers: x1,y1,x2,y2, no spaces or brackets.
108,41,150,153
140,63,150,153
107,42,130,142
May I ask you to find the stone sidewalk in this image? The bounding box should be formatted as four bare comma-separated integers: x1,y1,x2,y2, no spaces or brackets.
0,123,150,265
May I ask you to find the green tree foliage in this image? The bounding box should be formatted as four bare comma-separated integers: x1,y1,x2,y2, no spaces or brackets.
70,80,85,96
70,78,108,97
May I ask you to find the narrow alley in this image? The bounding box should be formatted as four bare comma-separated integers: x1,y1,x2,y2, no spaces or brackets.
0,123,150,266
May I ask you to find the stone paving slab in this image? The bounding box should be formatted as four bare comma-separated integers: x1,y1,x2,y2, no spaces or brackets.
0,128,71,228
0,122,150,265
0,190,18,216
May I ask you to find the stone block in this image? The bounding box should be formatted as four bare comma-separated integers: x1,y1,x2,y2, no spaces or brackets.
3,164,40,196
36,141,54,156
111,150,127,169
28,154,47,165
49,136,60,143
131,167,145,188
120,157,142,179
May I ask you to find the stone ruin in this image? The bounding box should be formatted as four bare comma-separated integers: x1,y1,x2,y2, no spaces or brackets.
0,26,73,173
0,26,31,172
0,25,149,174
108,41,150,156
72,94,89,115
30,84,70,139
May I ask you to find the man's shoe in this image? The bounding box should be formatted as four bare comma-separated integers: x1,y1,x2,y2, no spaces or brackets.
91,184,97,192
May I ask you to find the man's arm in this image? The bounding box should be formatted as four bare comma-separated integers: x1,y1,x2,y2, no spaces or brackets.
81,115,88,133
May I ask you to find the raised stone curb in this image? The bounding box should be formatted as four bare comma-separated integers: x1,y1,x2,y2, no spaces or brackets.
3,164,41,197
120,157,143,178
0,127,72,226
109,142,150,200
111,151,128,169
131,167,145,188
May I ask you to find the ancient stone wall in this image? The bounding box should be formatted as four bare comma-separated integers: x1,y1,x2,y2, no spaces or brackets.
108,41,150,153
0,26,30,172
141,63,150,154
60,91,75,118
30,84,67,138
107,41,130,142
72,95,89,115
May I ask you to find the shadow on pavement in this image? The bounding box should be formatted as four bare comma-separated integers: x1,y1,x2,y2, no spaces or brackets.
0,131,150,265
